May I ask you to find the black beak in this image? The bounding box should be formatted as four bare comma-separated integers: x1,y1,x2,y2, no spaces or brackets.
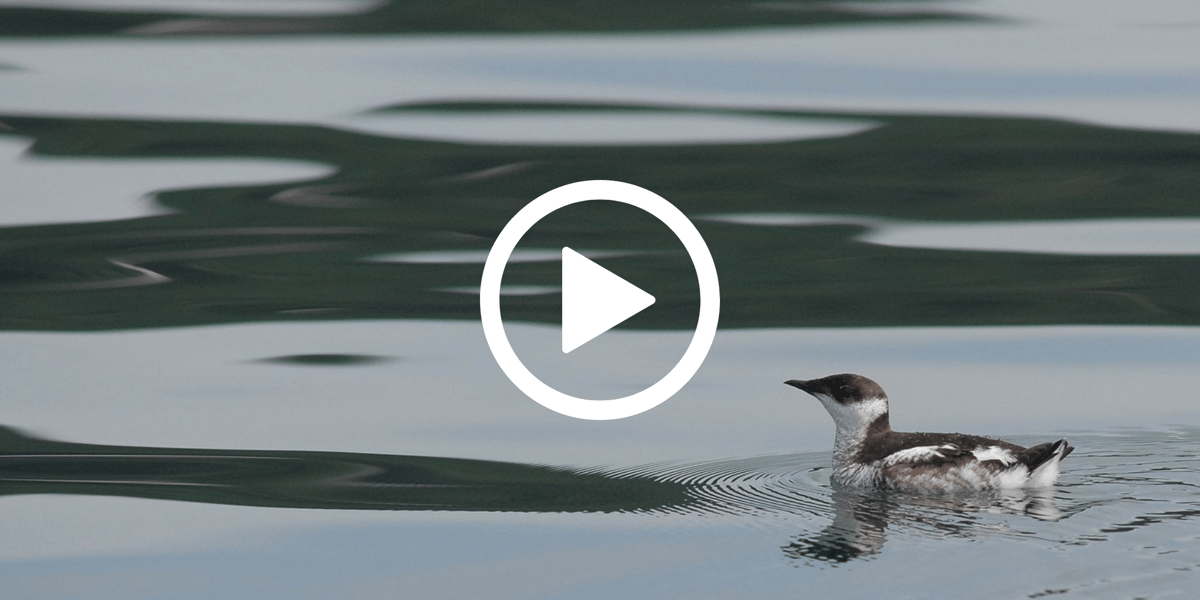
784,379,809,392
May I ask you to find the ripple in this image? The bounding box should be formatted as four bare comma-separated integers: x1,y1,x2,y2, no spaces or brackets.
5,425,1200,570
0,0,381,16
433,285,560,296
605,427,1200,567
0,137,335,227
867,219,1200,256
635,452,834,521
335,112,879,146
365,249,637,264
702,213,1200,256
253,353,393,366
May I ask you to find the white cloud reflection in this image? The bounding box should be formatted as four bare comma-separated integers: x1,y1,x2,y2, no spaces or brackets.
0,137,335,227
0,1,1198,133
0,0,381,15
703,214,1200,256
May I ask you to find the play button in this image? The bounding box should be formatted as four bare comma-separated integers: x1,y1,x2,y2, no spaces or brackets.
480,180,720,420
561,247,655,354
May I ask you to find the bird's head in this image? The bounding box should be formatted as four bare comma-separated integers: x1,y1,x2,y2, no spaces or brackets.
785,373,891,435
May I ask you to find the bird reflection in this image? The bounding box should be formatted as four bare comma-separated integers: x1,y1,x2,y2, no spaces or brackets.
997,487,1062,521
782,485,890,563
782,483,1064,564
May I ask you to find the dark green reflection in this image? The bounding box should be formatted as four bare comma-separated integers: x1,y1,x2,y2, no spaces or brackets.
255,353,393,366
0,426,690,513
0,0,985,38
2,103,1200,332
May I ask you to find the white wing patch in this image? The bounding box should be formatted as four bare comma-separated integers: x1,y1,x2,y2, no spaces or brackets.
881,445,948,466
971,445,1017,466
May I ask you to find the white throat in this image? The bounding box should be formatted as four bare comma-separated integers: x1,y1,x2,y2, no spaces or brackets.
812,395,889,459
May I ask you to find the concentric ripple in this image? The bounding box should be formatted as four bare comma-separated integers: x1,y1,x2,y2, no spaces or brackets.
601,428,1200,568
607,451,833,521
5,425,1200,571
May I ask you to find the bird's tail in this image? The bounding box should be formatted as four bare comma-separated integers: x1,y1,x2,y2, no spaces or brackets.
1022,439,1073,488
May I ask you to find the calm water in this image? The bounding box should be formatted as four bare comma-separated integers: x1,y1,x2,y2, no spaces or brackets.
3,1,1200,598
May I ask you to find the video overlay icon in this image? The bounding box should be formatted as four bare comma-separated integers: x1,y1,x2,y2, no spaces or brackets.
480,180,720,420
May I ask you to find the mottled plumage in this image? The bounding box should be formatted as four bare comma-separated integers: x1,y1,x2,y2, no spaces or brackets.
786,374,1073,492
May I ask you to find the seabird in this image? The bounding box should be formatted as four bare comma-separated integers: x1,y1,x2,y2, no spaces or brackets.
786,373,1073,492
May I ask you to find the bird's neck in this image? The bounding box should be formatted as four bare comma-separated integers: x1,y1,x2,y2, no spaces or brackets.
832,414,891,464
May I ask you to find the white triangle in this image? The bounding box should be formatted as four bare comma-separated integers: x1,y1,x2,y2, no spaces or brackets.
561,247,655,354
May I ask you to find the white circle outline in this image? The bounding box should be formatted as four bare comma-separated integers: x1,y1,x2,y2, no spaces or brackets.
480,180,720,420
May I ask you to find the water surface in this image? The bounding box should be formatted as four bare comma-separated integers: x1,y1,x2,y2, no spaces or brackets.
2,0,1200,598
